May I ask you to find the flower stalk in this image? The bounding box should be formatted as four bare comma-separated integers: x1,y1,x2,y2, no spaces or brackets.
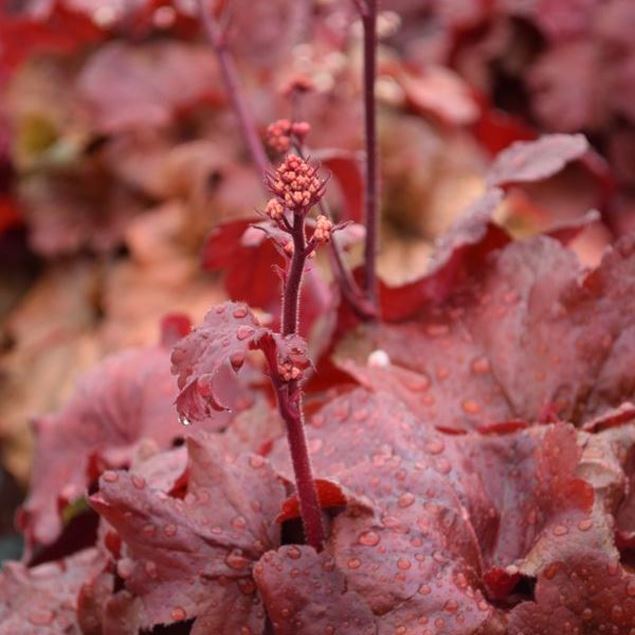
358,0,380,312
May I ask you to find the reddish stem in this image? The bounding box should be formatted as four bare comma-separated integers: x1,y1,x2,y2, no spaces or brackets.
274,380,325,550
282,213,307,336
198,0,269,175
277,210,325,549
360,0,379,312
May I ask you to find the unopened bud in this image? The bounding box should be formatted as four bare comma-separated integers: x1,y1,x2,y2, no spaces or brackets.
312,214,333,244
265,198,284,220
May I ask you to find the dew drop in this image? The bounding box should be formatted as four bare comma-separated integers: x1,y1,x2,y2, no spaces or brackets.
426,323,449,337
117,558,134,579
425,439,445,455
418,584,431,596
232,516,247,530
103,471,118,483
163,523,177,537
230,352,245,371
582,608,593,621
358,530,380,546
398,492,415,508
171,607,187,621
461,400,481,415
347,558,361,570
179,415,192,427
233,307,249,319
471,357,490,374
553,525,568,537
434,458,451,474
226,549,250,570
577,518,593,532
444,599,459,613
249,455,265,469
132,474,146,490
287,546,302,560
397,558,412,570
28,610,55,626
236,325,255,341
143,524,156,537
145,560,158,579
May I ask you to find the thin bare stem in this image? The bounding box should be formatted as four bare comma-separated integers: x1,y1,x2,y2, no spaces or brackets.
273,378,325,550
276,208,325,550
198,0,269,175
360,0,379,312
282,214,307,336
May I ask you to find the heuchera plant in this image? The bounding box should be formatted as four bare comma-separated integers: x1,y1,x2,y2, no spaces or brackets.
3,1,635,635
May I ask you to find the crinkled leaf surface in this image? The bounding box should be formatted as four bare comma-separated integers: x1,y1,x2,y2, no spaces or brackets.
267,388,634,631
486,134,589,188
0,548,105,635
89,433,286,634
76,41,219,134
171,301,309,423
341,235,635,430
20,345,182,547
253,546,377,635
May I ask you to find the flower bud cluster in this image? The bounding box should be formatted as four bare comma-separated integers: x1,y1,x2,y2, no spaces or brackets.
266,154,326,212
266,119,311,153
265,198,284,221
312,215,333,244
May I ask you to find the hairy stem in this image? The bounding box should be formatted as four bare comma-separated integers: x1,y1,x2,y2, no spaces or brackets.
360,0,379,312
198,0,269,175
282,214,307,336
275,380,325,550
277,211,325,549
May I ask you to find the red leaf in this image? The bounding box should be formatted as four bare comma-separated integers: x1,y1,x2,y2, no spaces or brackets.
486,133,589,188
342,234,635,430
0,5,104,73
253,546,377,635
89,433,286,633
19,345,184,547
379,188,511,321
276,478,360,524
0,548,106,634
202,219,282,314
76,41,221,134
171,301,309,423
318,149,364,223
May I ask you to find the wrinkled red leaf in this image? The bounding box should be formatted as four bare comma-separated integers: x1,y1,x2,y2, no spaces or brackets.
379,188,510,321
0,548,106,634
486,134,589,188
342,234,635,430
253,546,377,635
171,301,308,423
89,433,286,634
20,345,183,547
76,41,220,133
202,219,282,314
268,386,631,623
507,555,635,634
